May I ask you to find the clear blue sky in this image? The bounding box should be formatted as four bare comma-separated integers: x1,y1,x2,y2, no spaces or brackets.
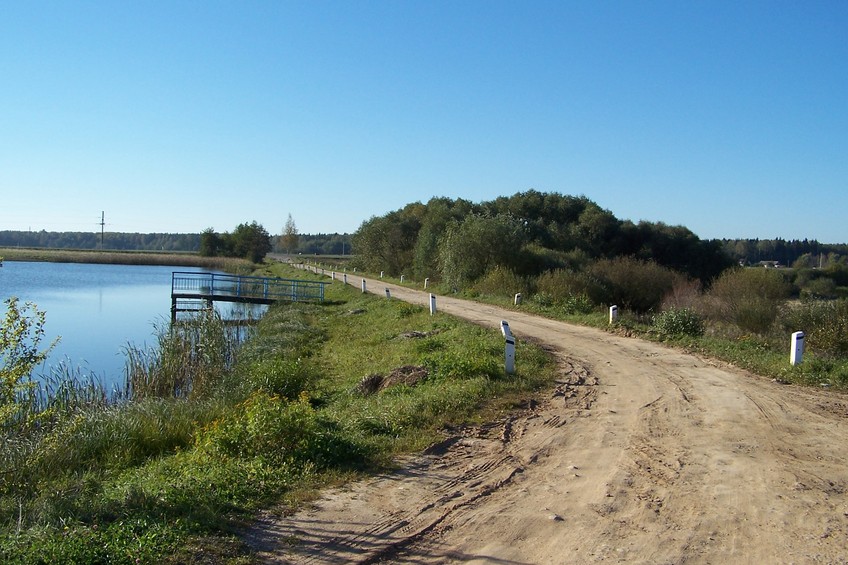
1,1,845,242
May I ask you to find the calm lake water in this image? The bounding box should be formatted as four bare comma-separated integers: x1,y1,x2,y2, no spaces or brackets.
0,261,257,390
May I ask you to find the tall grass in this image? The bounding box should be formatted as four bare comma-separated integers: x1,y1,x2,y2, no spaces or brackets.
124,311,245,400
0,247,254,272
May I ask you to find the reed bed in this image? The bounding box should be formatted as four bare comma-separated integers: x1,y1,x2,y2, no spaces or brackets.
0,247,254,272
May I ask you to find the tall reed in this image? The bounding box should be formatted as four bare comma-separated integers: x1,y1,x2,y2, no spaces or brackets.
124,311,246,400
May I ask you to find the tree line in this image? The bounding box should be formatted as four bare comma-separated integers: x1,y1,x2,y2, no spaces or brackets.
0,230,200,251
721,238,848,268
0,228,352,258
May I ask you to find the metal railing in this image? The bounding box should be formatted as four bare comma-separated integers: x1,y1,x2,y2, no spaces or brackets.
171,272,326,304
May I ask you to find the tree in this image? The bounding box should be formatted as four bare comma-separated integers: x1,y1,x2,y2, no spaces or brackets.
199,227,224,257
281,214,300,255
230,222,272,263
438,214,526,289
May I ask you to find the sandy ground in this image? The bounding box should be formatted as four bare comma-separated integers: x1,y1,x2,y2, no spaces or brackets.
243,271,848,564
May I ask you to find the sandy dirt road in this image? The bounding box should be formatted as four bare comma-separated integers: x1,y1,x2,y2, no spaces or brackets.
245,272,848,564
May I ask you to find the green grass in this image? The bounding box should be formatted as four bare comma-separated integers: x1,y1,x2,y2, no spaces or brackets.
0,260,557,563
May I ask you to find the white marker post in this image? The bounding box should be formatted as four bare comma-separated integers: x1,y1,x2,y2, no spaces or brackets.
400,275,405,283
385,288,391,299
361,279,367,293
501,320,515,374
424,278,429,289
343,273,348,285
791,331,805,366
514,293,522,305
609,305,619,324
505,335,515,374
429,293,437,315
380,271,384,279
331,271,336,281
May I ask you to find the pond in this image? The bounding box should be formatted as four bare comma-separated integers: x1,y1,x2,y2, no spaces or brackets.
0,261,262,390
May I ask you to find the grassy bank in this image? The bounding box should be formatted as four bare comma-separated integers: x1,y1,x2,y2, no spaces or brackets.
0,247,254,273
300,258,848,389
0,262,556,563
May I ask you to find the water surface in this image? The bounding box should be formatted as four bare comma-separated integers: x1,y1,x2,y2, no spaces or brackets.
0,261,245,389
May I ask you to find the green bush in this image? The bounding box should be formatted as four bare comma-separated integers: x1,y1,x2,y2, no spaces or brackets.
196,393,319,465
473,266,528,298
535,268,607,305
245,356,314,400
652,308,705,337
706,267,790,335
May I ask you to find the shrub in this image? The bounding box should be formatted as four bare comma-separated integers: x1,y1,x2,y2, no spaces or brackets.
197,393,319,465
588,257,685,313
473,266,528,298
535,269,607,305
245,356,314,400
782,299,848,357
706,267,790,334
653,308,705,337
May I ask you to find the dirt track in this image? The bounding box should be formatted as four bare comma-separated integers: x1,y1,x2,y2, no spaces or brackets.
245,272,848,564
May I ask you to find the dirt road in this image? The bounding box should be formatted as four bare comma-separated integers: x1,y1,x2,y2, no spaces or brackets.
245,272,848,564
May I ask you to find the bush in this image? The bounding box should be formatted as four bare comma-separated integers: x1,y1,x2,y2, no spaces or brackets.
782,299,848,357
197,393,319,465
473,266,528,298
706,268,790,334
245,356,314,400
588,257,685,313
653,308,705,337
535,269,607,305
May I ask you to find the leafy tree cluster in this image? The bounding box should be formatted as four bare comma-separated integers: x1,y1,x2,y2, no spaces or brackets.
199,222,272,263
352,191,733,289
0,231,200,251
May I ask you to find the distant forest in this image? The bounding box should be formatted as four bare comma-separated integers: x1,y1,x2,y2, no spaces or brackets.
0,223,843,270
0,230,352,256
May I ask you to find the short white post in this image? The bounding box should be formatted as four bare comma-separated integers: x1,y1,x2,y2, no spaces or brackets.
505,334,515,374
343,273,348,284
331,271,336,281
791,331,805,366
385,288,391,299
500,320,512,338
353,267,356,273
429,293,436,315
609,305,619,324
361,279,366,293
424,277,429,289
514,293,522,305
400,275,405,283
380,271,384,279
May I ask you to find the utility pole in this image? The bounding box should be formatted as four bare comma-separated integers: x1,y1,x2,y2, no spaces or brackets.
99,211,105,250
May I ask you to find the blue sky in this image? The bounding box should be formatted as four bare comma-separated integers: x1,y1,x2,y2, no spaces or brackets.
1,1,845,242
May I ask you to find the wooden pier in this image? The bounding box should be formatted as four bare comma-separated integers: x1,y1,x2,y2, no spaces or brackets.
171,271,327,321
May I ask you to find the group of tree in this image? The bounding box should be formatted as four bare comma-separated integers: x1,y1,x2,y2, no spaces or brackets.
352,191,735,294
721,238,848,268
0,230,200,251
199,222,272,263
